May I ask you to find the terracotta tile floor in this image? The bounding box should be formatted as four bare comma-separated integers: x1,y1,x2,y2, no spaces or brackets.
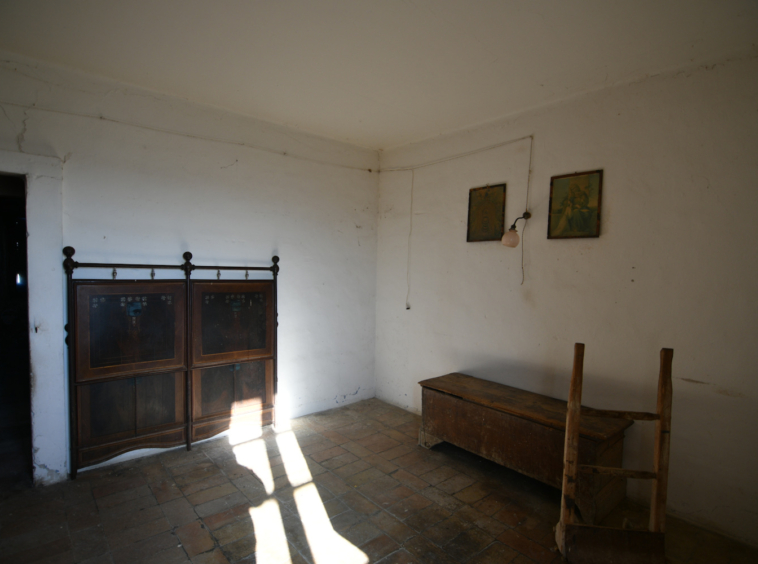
1,398,756,563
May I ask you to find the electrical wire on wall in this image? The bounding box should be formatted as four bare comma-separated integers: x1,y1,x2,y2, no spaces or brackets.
521,134,534,285
385,134,535,308
0,100,375,174
405,169,414,310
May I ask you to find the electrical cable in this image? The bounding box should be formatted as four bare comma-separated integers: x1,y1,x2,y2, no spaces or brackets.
521,135,534,285
379,134,533,172
389,135,535,298
405,169,414,309
0,100,374,173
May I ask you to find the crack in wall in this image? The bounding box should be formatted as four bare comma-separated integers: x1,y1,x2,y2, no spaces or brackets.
16,110,29,153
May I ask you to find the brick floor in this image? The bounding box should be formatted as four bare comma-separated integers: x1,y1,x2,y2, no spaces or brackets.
1,398,757,563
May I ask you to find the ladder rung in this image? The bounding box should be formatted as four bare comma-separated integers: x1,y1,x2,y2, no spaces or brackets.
581,407,660,421
580,465,657,480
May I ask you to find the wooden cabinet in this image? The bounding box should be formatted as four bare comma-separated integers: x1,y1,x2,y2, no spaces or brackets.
65,250,278,476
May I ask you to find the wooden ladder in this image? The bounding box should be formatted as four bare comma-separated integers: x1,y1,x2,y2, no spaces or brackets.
555,343,673,564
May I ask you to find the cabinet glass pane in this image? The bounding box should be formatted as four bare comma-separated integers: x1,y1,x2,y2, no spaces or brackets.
200,292,267,355
89,292,176,368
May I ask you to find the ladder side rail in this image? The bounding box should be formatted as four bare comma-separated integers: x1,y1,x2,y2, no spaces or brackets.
560,343,585,527
649,348,674,533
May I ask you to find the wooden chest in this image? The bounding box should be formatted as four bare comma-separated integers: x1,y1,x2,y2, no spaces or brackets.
419,373,633,524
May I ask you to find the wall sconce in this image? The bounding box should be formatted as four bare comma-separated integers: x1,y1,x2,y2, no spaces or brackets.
501,211,531,247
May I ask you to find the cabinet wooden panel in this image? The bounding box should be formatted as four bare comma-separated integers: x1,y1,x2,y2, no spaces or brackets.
192,359,272,421
87,378,135,440
191,281,274,367
78,371,185,448
74,282,185,382
136,372,184,429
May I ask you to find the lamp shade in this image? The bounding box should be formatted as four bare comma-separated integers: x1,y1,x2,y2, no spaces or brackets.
501,228,520,247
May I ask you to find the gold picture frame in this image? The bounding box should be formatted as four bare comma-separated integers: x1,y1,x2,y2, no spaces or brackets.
548,170,603,239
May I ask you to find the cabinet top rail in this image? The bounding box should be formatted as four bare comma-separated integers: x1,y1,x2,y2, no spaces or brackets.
63,247,279,276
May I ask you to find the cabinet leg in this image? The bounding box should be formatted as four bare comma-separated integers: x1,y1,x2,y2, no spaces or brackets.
418,427,443,449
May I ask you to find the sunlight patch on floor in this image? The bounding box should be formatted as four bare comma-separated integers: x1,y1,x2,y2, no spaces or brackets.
294,482,369,564
248,498,292,564
276,430,312,487
228,402,367,563
233,438,275,494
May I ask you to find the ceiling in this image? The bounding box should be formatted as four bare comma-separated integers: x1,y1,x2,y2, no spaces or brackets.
0,1,755,150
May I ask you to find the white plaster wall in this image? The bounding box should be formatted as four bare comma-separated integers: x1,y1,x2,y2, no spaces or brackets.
376,55,758,545
0,52,379,480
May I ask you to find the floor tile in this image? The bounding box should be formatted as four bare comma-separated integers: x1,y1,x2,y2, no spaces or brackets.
341,490,382,515
202,503,251,532
404,504,451,532
343,520,383,546
370,511,418,544
404,535,457,564
213,518,255,546
176,520,216,557
191,548,230,564
387,494,433,520
151,480,184,504
444,528,493,563
467,542,518,564
71,525,109,562
436,475,475,496
105,513,170,545
497,529,555,564
422,516,471,547
361,533,400,562
376,548,420,563
163,496,200,527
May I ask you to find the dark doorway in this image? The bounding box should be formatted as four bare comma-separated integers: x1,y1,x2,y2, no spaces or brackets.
0,174,32,490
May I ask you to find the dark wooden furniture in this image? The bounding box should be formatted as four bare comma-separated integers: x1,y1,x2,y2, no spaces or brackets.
418,372,633,525
555,344,673,564
64,248,279,476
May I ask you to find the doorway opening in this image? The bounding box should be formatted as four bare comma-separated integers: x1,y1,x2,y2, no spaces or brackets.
0,173,32,489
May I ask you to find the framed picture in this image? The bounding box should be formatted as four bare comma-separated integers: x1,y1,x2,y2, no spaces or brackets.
548,170,603,239
467,184,506,242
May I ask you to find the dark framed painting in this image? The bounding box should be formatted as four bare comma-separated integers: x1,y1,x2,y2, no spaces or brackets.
190,280,274,368
467,184,506,242
548,170,603,239
74,281,186,382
